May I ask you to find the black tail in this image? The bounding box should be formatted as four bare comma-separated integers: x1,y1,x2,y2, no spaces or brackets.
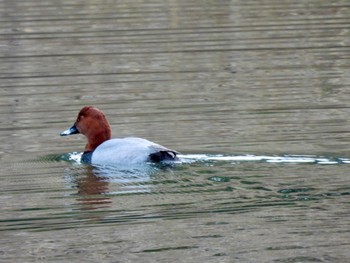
148,151,178,163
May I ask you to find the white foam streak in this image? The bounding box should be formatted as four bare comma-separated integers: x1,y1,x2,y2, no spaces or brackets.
178,154,349,165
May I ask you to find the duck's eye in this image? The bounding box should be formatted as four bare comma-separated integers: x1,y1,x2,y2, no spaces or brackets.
77,115,84,122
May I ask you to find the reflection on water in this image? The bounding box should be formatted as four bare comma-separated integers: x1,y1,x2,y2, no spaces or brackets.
2,153,350,261
1,0,350,262
62,152,350,212
68,166,112,210
64,162,155,198
58,153,350,214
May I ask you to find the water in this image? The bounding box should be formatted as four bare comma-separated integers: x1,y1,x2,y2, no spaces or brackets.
1,0,350,262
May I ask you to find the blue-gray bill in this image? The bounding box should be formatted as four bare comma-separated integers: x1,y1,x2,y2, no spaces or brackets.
60,124,79,136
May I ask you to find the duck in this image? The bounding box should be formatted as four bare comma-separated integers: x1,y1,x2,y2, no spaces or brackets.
60,106,179,165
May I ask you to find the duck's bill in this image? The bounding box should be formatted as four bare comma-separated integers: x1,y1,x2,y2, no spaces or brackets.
60,124,79,136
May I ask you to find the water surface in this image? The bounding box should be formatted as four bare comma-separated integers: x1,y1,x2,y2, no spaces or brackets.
1,0,350,262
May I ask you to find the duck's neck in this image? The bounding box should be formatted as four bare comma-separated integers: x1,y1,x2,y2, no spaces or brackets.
85,128,111,152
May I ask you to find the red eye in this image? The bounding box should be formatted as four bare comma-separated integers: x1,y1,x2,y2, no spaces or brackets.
77,115,84,122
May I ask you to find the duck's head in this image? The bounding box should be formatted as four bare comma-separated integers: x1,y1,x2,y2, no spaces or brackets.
61,106,112,152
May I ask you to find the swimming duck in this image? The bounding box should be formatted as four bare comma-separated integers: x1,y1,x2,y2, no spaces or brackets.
60,106,179,165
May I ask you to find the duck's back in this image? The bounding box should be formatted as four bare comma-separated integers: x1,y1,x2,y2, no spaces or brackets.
91,137,178,165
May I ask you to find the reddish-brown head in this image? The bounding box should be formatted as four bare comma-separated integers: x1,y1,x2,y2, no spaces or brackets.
61,106,111,152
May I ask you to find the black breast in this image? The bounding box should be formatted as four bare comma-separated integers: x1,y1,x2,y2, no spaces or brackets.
81,151,93,163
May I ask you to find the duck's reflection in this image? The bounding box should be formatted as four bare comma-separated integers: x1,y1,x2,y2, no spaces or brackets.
66,164,158,210
75,166,111,210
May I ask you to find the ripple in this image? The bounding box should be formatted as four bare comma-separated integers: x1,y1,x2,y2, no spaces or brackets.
53,152,350,167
